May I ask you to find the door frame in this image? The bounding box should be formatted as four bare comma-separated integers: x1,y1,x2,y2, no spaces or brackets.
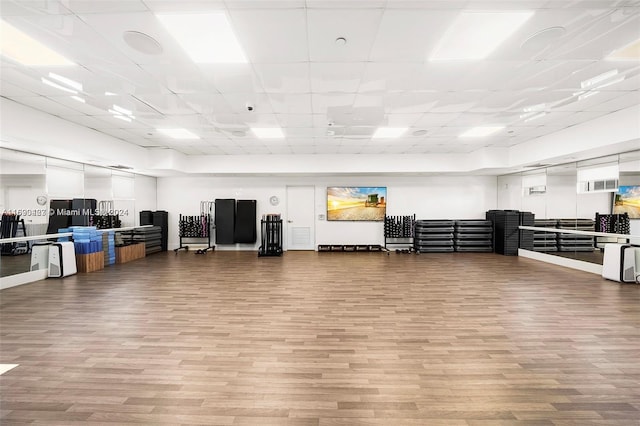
285,185,316,250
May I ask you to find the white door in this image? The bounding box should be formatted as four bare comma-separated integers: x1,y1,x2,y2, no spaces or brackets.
286,186,315,250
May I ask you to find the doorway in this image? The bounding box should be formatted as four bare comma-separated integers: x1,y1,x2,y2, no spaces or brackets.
286,186,315,250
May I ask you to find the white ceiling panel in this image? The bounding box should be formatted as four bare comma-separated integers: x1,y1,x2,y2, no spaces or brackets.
199,64,265,94
311,93,356,114
138,63,213,94
143,0,226,12
220,93,275,114
229,9,308,63
276,114,314,127
0,81,37,97
370,9,455,62
61,1,149,14
178,93,233,114
382,92,440,114
584,91,640,112
254,63,311,93
268,94,313,114
0,0,71,16
310,62,366,93
10,96,83,117
307,9,383,62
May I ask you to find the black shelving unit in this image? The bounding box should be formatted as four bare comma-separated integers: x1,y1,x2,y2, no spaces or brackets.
384,215,415,252
594,212,631,251
259,214,283,257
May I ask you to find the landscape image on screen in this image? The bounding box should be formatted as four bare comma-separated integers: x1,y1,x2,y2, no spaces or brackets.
613,185,640,219
327,187,386,221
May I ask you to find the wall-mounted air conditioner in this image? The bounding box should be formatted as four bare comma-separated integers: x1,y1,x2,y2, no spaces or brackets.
527,185,547,195
578,179,618,193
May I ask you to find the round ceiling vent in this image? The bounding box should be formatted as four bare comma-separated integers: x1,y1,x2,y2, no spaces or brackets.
122,31,163,55
412,129,428,136
232,130,246,137
521,26,566,52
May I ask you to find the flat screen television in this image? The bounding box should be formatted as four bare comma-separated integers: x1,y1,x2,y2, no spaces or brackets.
613,185,640,219
327,186,386,221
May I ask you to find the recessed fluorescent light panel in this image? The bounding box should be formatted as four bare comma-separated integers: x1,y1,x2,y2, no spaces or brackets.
607,38,640,61
581,69,618,89
430,11,533,60
372,127,408,139
0,20,74,66
113,114,132,123
157,128,200,139
459,126,504,138
524,112,546,122
156,13,247,63
48,73,82,91
251,127,284,139
113,105,133,116
41,77,78,94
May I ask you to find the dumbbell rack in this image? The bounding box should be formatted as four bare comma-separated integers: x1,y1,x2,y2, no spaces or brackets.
384,215,415,253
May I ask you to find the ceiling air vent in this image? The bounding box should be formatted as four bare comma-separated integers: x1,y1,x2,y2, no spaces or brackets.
110,164,133,170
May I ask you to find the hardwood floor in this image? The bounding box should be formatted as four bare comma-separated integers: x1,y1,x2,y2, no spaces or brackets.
1,251,639,425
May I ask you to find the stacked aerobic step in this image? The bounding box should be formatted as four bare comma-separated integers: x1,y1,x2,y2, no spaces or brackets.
102,230,115,265
454,220,493,252
62,226,103,255
557,219,595,252
533,219,558,252
121,226,162,255
486,210,520,255
414,220,455,252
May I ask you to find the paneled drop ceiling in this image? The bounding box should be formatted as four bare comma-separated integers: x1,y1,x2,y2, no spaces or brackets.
0,0,639,159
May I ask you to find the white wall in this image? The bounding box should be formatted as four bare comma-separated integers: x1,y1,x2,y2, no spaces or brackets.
157,175,497,250
134,175,158,226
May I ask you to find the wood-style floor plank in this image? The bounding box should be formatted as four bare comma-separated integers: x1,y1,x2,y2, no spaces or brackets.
1,251,639,425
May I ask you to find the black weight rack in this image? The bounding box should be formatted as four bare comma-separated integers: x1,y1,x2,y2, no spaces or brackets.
384,214,415,253
259,214,283,257
0,213,29,256
175,201,215,254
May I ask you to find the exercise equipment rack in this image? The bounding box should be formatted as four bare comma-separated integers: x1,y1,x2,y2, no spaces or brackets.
1,213,29,255
384,214,415,254
174,201,215,254
258,214,283,257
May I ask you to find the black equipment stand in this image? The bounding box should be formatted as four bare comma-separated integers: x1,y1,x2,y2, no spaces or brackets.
175,201,216,254
258,214,283,257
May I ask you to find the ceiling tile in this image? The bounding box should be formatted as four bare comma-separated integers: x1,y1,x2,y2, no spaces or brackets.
268,94,313,114
253,63,311,93
370,9,455,62
311,93,356,114
307,9,383,62
310,62,366,93
229,9,308,63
